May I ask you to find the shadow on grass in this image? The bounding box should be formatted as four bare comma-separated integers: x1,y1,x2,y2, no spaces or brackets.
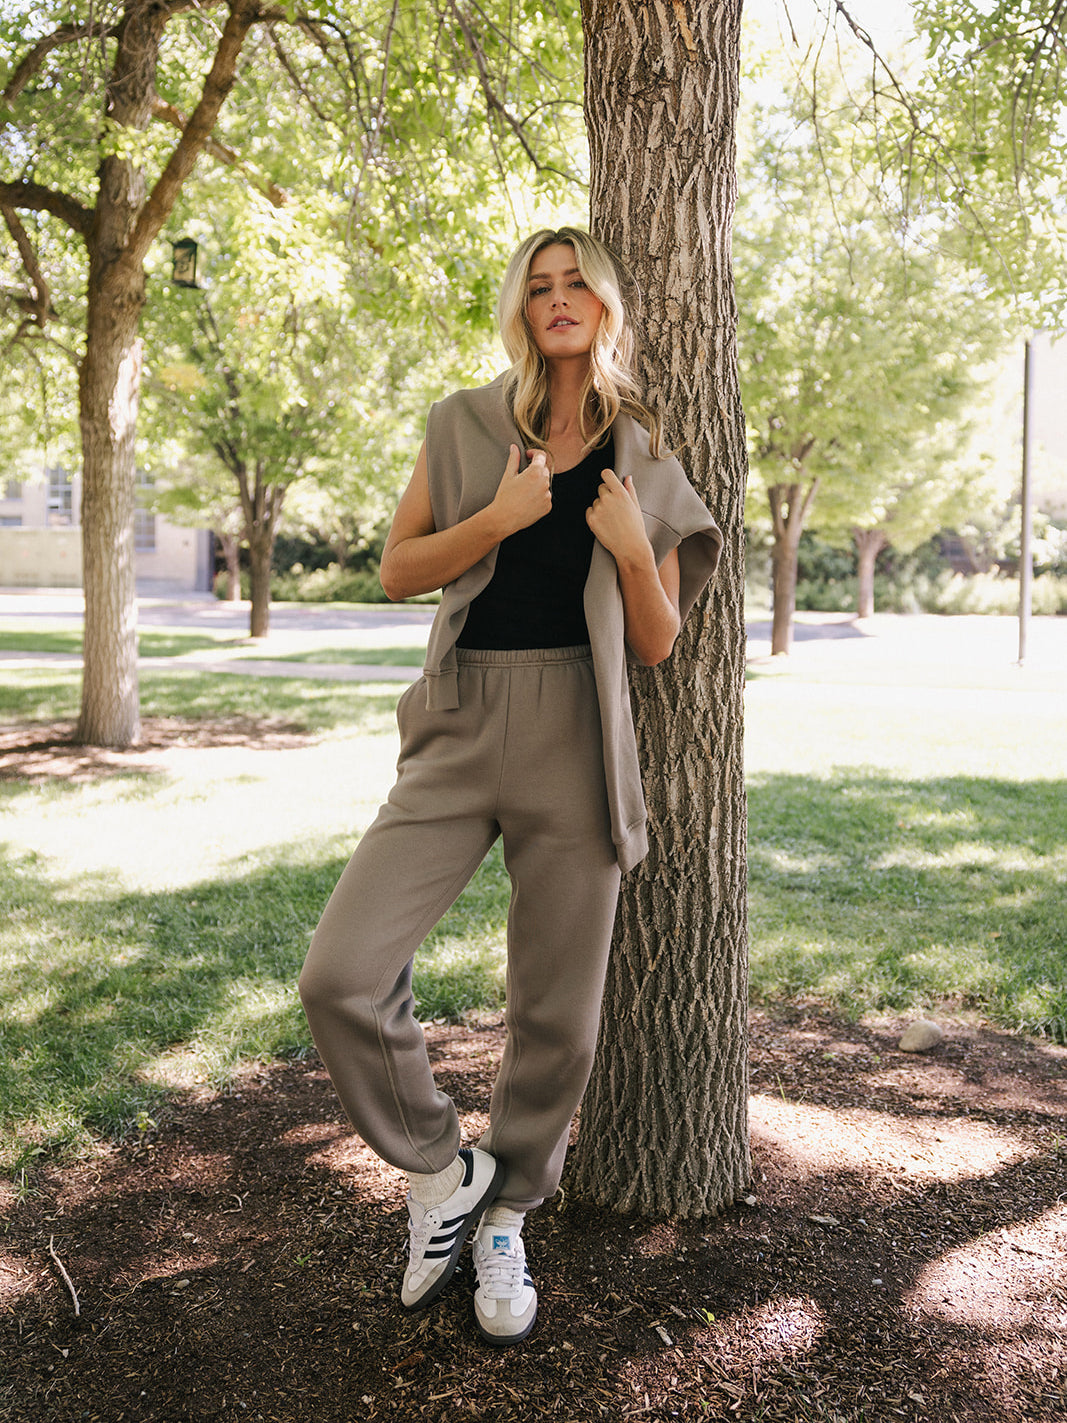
4,765,1065,1173
0,841,508,1171
0,672,403,790
748,772,1067,1042
0,668,402,739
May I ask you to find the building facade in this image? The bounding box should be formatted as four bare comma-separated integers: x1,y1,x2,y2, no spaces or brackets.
0,468,214,593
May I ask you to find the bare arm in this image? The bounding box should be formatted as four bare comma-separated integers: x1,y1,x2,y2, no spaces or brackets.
379,442,552,601
587,469,681,666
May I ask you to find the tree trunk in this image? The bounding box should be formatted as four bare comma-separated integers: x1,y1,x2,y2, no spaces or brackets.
853,527,888,619
76,298,144,746
248,525,274,638
238,467,285,639
571,0,750,1220
74,4,170,746
768,480,817,656
770,525,799,657
217,530,242,601
67,0,258,744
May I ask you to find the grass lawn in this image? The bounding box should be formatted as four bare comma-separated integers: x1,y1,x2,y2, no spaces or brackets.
0,629,248,658
0,629,424,664
237,645,426,666
1,619,1065,1174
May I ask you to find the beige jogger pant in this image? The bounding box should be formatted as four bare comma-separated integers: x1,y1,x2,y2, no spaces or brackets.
298,646,623,1212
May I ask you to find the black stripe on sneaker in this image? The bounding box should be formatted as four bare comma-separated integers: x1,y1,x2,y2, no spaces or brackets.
419,1213,469,1260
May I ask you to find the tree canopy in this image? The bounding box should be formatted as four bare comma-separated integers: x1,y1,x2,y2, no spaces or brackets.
0,0,584,742
735,47,1002,650
783,0,1067,326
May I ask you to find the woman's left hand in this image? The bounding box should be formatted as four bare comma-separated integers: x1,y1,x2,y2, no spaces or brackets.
588,467,681,666
586,469,651,565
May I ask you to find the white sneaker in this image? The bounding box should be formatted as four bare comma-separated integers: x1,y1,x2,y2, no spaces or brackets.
401,1148,504,1309
472,1211,538,1345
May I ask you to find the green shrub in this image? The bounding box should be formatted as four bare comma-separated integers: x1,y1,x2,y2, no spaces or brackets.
271,563,390,604
921,571,1067,616
794,577,856,613
213,569,250,601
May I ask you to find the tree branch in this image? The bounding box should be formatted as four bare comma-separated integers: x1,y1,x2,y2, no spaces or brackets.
0,180,93,238
151,97,287,207
128,0,261,268
1,203,53,324
266,25,333,126
1,1,215,102
446,0,578,180
344,0,399,220
3,21,117,103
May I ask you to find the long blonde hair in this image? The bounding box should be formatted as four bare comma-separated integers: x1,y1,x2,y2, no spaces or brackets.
497,227,664,459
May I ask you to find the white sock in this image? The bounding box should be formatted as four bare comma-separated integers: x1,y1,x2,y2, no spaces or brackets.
481,1204,526,1234
406,1155,464,1208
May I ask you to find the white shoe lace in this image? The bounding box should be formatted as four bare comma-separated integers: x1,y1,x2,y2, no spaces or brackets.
476,1241,526,1300
407,1203,440,1266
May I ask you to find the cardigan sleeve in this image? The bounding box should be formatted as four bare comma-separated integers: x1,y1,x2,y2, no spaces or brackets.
613,417,723,625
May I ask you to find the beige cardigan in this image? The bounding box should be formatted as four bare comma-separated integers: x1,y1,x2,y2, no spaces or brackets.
419,377,722,872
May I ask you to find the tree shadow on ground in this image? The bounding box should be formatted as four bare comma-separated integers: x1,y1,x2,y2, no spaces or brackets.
0,844,506,1166
747,772,1067,1041
2,1013,1064,1423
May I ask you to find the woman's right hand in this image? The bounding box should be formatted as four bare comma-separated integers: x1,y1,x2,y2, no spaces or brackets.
488,445,552,536
380,441,552,600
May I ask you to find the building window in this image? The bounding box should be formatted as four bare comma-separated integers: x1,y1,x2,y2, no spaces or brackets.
134,507,157,552
47,467,74,526
135,469,156,552
3,478,21,500
0,515,22,527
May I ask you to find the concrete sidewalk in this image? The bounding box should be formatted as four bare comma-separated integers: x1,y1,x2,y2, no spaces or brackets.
2,591,1064,687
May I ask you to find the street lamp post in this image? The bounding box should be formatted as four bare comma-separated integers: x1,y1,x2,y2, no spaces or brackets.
1018,337,1034,667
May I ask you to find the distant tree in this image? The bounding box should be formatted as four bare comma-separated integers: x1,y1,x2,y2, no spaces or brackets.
735,71,1000,652
0,0,583,744
0,0,278,744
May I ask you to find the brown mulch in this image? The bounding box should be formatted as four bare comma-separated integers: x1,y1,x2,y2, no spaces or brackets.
0,719,312,785
2,1011,1065,1423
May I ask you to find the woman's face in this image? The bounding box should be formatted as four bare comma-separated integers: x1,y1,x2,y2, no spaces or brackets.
525,243,605,361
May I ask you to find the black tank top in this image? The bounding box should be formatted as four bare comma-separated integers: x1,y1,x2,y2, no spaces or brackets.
457,438,614,650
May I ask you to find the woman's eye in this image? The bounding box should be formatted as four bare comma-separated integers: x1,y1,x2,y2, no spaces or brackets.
570,280,587,289
530,285,549,297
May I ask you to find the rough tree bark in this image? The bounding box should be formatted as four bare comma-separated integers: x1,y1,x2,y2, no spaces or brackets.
768,479,818,656
570,0,750,1219
75,2,169,746
853,527,888,619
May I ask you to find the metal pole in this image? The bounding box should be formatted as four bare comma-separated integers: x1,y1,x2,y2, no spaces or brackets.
1018,336,1034,667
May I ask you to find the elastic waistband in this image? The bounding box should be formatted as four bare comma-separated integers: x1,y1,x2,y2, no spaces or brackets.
455,644,593,668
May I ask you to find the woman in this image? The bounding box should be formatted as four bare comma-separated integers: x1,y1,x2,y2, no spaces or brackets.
299,228,722,1346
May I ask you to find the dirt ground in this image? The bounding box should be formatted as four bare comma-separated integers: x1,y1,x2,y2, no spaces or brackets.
2,1010,1064,1423
2,612,1065,1422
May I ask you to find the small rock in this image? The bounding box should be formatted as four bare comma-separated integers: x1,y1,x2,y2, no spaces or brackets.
899,1019,943,1052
